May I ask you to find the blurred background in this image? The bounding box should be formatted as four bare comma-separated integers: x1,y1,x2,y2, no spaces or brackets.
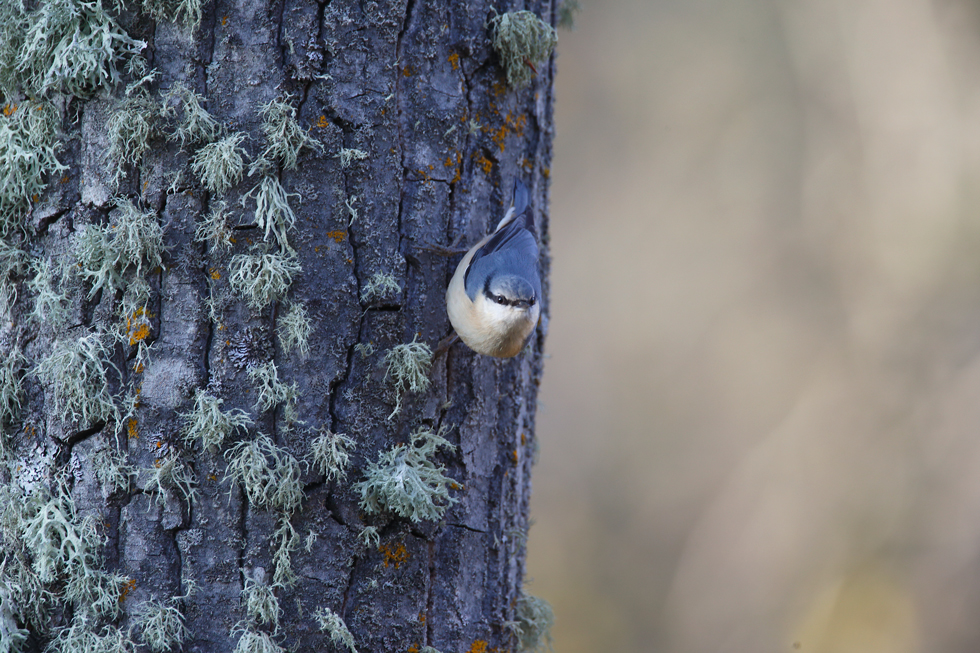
526,0,980,651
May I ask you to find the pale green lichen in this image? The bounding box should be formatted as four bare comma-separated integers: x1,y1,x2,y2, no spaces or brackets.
194,201,236,253
0,100,66,233
246,362,297,416
27,256,71,329
0,240,26,310
270,514,299,587
490,10,557,89
383,336,432,419
231,627,283,653
132,599,189,653
13,0,145,97
512,591,554,652
106,92,161,187
277,302,310,357
191,132,247,195
35,332,118,426
241,577,279,629
557,0,580,30
46,615,134,653
241,175,298,251
0,578,28,653
353,343,374,358
256,98,320,170
357,526,379,549
314,607,357,653
355,426,458,522
134,0,203,30
179,388,252,451
162,82,218,146
360,272,401,304
75,199,164,299
91,445,135,496
0,346,24,429
309,429,355,482
336,148,367,169
224,433,304,512
229,248,301,311
144,451,197,510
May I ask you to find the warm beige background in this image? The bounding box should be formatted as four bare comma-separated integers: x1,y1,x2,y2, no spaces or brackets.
526,1,980,651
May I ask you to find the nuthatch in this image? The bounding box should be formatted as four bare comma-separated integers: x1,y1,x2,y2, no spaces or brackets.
446,180,541,358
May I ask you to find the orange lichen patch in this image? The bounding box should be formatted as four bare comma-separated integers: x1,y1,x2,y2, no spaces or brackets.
448,52,460,71
408,645,419,653
31,194,39,203
221,15,228,25
60,174,70,184
492,80,507,97
511,449,519,464
379,542,409,569
317,115,329,128
134,362,144,374
210,268,221,280
449,481,464,491
542,167,550,179
474,152,493,175
418,612,426,624
127,419,138,440
2,103,16,117
119,578,137,603
520,432,526,445
129,323,150,346
326,230,346,243
467,640,488,653
402,66,413,77
208,473,218,482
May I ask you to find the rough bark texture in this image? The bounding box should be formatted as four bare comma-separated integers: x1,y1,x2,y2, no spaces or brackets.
0,0,554,651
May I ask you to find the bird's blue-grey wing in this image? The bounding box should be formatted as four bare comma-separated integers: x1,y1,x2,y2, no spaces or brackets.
464,216,539,301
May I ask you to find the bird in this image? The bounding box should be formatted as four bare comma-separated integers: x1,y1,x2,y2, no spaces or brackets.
445,179,541,358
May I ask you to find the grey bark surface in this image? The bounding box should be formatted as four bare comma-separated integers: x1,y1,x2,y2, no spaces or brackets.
1,0,555,651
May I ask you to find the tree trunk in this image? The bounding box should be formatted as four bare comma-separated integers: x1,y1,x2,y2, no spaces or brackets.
0,0,554,651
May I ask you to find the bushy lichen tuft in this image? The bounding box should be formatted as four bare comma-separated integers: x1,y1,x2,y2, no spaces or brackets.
314,607,357,653
106,92,161,187
35,332,118,426
231,627,284,653
46,615,134,653
355,426,458,522
360,272,401,304
229,248,301,311
308,429,355,482
490,10,557,89
180,388,252,451
191,132,247,195
276,301,311,357
27,256,71,328
270,514,299,587
0,346,24,429
383,336,432,419
0,578,28,653
0,100,66,233
512,591,554,652
91,444,135,496
14,0,145,97
256,98,320,170
336,148,367,169
134,0,203,30
224,433,304,513
75,198,164,299
246,362,297,416
132,599,190,653
241,175,298,251
194,200,235,254
241,576,279,629
144,451,197,510
162,82,218,146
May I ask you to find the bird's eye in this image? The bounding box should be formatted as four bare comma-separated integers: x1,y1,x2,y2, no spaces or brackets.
495,295,506,304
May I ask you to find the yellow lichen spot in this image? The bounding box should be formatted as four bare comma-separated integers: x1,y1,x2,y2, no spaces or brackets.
2,103,16,116
134,362,144,374
492,81,507,97
511,449,518,464
474,152,493,175
208,473,218,482
408,646,419,653
129,323,150,346
418,612,426,624
127,419,139,440
448,52,460,71
210,268,221,280
520,432,526,445
402,66,413,77
60,174,70,184
450,481,464,491
229,236,237,244
542,167,550,179
317,115,329,128
379,542,409,569
119,578,137,603
326,230,346,243
31,194,39,203
221,15,228,25
467,640,488,653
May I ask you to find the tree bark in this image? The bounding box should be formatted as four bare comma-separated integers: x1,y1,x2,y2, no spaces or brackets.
0,0,554,651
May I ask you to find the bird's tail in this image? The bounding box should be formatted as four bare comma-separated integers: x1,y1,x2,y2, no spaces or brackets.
495,179,530,232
